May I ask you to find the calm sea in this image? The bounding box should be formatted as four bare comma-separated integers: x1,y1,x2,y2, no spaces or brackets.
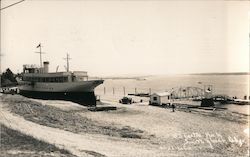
96,74,249,98
95,74,249,115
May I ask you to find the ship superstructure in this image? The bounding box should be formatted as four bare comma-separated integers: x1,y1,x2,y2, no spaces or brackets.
18,44,103,105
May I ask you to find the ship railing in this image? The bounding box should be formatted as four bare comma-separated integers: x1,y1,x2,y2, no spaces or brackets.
88,77,104,81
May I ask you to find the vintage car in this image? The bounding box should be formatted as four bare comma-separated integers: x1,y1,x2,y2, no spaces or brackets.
119,97,133,104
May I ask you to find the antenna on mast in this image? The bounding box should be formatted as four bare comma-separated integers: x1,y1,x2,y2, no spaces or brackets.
63,53,71,72
56,66,59,72
35,43,45,68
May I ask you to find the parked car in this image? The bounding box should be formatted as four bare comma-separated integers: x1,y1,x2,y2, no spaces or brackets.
1,87,19,95
119,97,132,104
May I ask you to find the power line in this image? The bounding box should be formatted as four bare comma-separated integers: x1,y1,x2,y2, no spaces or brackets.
0,0,25,11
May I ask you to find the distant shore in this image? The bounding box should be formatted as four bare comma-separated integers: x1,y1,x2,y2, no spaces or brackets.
95,72,250,79
188,72,250,76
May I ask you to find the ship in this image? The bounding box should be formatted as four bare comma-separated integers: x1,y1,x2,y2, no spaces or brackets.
17,44,104,106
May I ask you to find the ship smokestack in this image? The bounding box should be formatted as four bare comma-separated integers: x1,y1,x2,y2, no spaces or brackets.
43,61,49,73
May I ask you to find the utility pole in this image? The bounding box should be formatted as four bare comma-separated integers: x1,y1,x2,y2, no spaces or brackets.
63,53,71,72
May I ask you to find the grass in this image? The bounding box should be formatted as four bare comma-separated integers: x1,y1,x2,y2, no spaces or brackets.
0,124,76,157
1,95,149,139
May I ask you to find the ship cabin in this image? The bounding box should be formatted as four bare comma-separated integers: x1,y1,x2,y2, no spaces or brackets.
21,62,88,83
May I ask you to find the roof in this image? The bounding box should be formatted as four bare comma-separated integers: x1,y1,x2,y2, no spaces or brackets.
151,92,171,97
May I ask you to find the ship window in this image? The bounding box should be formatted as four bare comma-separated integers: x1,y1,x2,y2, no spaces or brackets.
58,77,61,82
58,77,63,82
63,77,68,82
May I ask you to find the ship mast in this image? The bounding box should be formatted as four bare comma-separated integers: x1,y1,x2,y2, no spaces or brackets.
64,53,71,72
35,43,45,68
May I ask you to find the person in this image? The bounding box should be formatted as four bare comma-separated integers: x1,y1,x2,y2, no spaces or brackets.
171,103,175,112
244,95,247,100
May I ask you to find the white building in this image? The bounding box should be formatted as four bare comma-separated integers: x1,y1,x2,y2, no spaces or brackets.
149,92,171,106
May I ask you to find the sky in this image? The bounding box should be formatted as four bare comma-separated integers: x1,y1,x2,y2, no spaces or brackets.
1,0,249,76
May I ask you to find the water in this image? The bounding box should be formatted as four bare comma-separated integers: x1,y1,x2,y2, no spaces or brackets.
95,74,249,115
96,74,249,98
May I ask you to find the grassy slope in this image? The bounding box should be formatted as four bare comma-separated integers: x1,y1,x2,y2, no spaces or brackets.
0,124,76,157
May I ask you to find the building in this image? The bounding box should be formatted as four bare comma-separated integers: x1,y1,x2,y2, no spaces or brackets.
149,92,171,106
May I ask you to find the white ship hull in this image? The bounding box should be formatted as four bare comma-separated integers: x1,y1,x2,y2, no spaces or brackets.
19,80,103,92
18,80,104,106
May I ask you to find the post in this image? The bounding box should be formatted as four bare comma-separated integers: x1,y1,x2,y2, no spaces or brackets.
210,85,213,95
135,88,137,94
104,87,106,94
113,87,115,95
204,85,206,96
123,87,125,96
149,88,151,95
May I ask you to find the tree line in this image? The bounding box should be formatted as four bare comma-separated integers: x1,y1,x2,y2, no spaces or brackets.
1,68,18,87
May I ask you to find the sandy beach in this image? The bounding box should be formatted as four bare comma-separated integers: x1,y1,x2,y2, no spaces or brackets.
0,94,249,157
